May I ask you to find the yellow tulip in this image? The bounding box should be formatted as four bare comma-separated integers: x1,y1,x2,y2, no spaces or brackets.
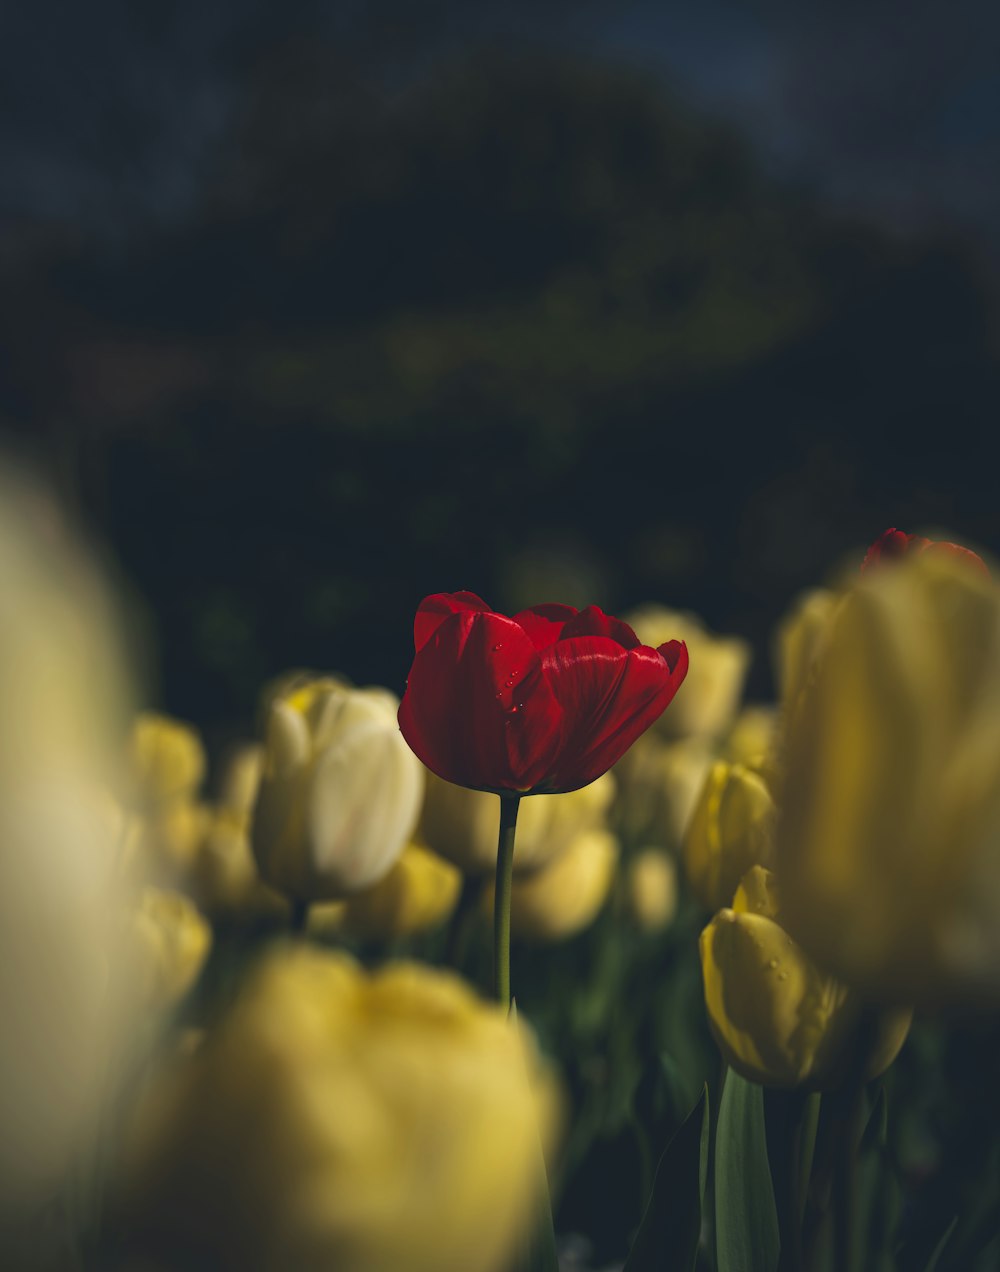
724,705,778,769
777,548,1000,1004
700,867,911,1088
252,677,424,902
217,742,264,816
131,887,212,1010
128,713,207,810
191,807,288,922
310,841,462,941
489,828,619,942
683,760,775,912
626,849,678,933
118,945,559,1272
612,733,715,852
625,605,750,741
421,768,615,875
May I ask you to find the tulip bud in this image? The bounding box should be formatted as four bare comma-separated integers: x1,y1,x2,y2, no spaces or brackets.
310,841,461,942
683,760,776,912
117,946,560,1272
252,678,424,902
777,548,1000,1005
128,713,207,811
626,605,750,741
700,867,911,1089
626,849,678,933
421,769,615,875
131,887,212,1010
488,828,619,942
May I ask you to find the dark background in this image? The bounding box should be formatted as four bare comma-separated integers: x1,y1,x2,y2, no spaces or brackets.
3,0,998,746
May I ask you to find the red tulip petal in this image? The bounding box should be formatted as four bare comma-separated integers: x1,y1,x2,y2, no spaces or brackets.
658,638,687,672
413,592,491,651
538,636,688,792
559,605,642,649
399,611,564,793
513,603,578,650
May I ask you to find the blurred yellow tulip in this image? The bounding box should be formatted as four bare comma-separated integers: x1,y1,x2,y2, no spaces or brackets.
724,705,778,768
626,849,678,933
612,733,715,852
118,945,559,1272
488,828,619,942
131,887,212,1011
684,760,775,912
626,605,750,741
421,768,615,875
252,677,424,902
700,867,911,1088
778,548,1000,1004
191,807,288,922
310,841,462,941
217,742,264,816
128,713,207,811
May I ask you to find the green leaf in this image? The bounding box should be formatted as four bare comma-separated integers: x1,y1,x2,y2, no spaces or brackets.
623,1085,709,1272
715,1071,780,1272
922,1216,958,1272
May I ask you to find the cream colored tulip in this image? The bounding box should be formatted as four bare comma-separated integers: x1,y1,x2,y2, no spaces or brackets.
421,768,615,875
684,760,776,912
626,849,678,933
118,946,559,1272
778,548,1000,1004
502,828,620,942
131,887,212,1010
252,678,424,902
700,867,911,1089
310,841,461,941
724,705,778,768
626,605,750,741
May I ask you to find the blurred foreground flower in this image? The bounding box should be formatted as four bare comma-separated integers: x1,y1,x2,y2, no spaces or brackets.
420,768,616,875
778,547,1000,1004
625,605,749,742
684,759,775,912
253,677,424,902
0,464,135,1233
118,945,559,1272
701,867,910,1088
399,593,688,795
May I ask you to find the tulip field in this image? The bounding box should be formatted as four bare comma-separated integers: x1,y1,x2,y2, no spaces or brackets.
3,471,1000,1272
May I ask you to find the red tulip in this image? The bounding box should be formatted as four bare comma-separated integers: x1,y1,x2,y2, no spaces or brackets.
398,593,689,796
862,527,988,575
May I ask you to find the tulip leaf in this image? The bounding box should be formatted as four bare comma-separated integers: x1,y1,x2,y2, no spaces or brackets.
922,1215,958,1272
622,1084,709,1272
715,1071,780,1272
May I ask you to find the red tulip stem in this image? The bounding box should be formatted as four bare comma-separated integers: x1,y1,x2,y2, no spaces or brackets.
493,794,521,1007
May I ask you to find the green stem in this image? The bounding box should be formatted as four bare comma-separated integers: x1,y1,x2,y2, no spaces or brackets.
493,794,521,1007
290,898,310,934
